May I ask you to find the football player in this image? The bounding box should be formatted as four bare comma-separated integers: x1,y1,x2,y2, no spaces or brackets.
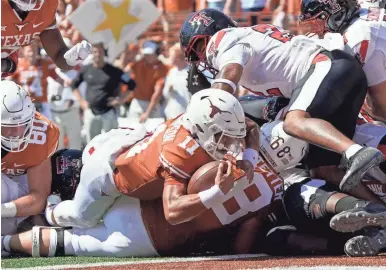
2,137,283,258
45,89,260,229
1,0,91,78
262,120,386,257
180,8,384,193
299,0,386,123
1,81,59,225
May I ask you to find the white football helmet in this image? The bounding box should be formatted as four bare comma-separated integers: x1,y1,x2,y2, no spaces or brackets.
1,81,35,152
182,89,246,160
10,0,44,11
260,120,308,173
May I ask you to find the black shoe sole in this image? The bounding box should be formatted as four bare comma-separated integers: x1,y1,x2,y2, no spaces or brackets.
344,235,381,257
330,209,386,233
339,152,385,192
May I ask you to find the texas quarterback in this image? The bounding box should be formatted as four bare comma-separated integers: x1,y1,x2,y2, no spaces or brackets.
1,81,59,225
1,150,283,258
1,0,91,78
45,89,260,229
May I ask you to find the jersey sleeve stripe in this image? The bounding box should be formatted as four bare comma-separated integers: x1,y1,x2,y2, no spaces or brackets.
159,153,191,179
214,30,227,49
359,40,369,62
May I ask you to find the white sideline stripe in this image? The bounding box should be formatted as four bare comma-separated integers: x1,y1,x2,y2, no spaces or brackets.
257,267,386,270
3,254,267,270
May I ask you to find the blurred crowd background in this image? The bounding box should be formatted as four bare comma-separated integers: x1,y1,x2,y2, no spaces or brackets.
7,0,307,150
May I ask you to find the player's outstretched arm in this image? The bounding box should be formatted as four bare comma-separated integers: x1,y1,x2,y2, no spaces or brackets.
39,28,91,70
163,161,234,225
2,160,52,218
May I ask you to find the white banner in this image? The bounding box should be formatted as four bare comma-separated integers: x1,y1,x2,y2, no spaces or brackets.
69,0,160,62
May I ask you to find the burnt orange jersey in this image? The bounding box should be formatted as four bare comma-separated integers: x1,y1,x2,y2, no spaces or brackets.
113,116,214,200
1,112,59,176
1,0,58,58
141,159,284,255
11,58,56,103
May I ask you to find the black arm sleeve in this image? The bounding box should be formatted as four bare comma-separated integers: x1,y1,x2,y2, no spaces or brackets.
71,66,85,89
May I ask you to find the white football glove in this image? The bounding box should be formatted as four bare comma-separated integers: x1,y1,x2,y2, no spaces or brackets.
64,40,92,66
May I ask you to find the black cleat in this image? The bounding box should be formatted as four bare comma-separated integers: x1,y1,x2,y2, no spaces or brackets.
330,202,386,233
344,228,386,257
339,147,385,192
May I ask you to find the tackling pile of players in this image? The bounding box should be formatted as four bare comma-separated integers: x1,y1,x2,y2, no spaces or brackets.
2,0,386,259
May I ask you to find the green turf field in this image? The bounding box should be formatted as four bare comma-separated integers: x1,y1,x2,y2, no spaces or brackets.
1,257,155,269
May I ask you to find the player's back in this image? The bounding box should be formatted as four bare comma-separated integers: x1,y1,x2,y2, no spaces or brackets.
113,116,213,200
208,25,323,97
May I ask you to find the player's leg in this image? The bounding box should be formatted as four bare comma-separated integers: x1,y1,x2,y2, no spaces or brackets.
67,196,158,257
284,50,384,192
101,109,118,134
5,197,159,258
65,108,82,149
47,153,121,228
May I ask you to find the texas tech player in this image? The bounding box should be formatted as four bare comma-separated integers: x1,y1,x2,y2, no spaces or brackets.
1,0,91,78
300,0,386,123
46,89,260,229
2,158,283,258
1,81,59,225
180,8,384,192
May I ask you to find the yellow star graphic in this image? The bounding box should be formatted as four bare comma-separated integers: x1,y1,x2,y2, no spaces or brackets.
92,0,141,42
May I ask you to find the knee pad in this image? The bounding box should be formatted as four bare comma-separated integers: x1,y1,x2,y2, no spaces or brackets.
31,226,65,257
283,179,338,229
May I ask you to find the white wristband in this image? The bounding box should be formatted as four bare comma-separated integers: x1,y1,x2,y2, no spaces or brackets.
1,202,17,218
242,148,259,168
198,185,225,209
211,79,237,94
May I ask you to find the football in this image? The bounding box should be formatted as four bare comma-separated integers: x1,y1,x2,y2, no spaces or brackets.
187,161,224,194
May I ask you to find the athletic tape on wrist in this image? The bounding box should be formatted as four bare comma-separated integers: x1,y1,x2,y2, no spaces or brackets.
1,202,17,218
211,79,237,94
198,185,225,209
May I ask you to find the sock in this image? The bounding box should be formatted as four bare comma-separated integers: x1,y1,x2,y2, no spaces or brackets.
64,229,75,256
2,235,11,252
344,144,363,160
335,196,366,213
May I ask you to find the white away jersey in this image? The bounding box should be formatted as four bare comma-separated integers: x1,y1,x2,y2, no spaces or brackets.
206,25,326,98
344,6,386,86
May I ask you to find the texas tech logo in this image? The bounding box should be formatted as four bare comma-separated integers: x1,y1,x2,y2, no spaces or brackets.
56,155,81,174
319,0,342,14
189,12,214,26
